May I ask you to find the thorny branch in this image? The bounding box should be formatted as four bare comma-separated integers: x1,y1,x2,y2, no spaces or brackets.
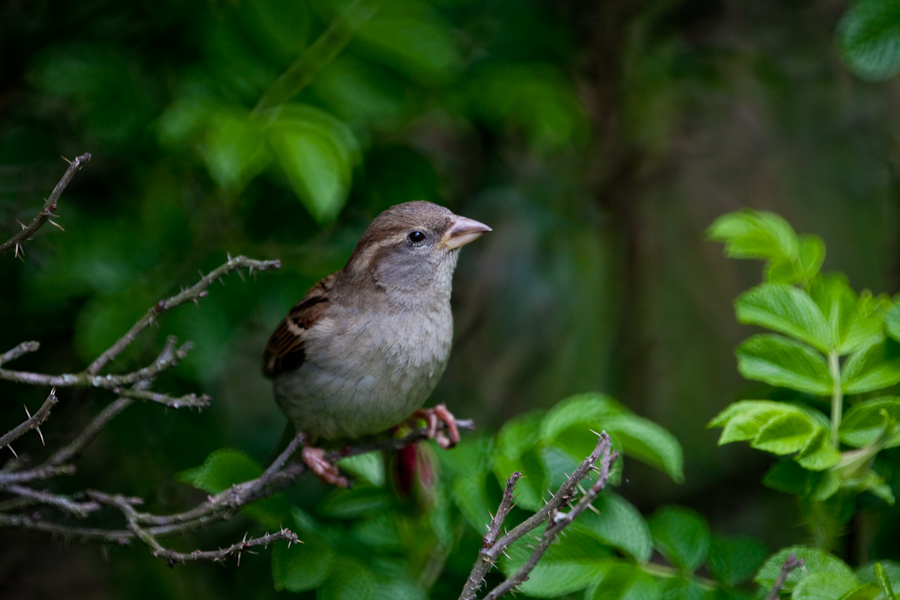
0,254,300,563
765,553,804,600
459,431,619,600
0,153,91,259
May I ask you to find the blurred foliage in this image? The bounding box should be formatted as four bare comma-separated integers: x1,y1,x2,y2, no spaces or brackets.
4,0,900,598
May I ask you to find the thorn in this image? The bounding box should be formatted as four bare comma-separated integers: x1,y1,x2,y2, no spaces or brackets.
62,155,73,165
8,445,17,458
16,219,26,230
587,503,600,515
48,219,64,231
237,270,246,282
577,482,587,495
227,252,233,262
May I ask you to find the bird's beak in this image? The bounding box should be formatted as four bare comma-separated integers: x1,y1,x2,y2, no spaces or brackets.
441,215,492,250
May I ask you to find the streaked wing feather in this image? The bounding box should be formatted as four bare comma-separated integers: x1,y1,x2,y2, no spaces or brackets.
262,273,336,378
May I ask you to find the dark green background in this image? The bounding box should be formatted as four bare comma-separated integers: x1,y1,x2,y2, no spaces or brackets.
1,0,899,597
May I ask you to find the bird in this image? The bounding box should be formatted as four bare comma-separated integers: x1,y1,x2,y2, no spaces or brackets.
262,201,490,487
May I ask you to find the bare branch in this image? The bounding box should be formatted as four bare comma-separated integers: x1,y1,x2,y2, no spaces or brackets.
0,153,91,258
0,390,58,449
459,431,619,600
0,341,41,366
765,553,804,600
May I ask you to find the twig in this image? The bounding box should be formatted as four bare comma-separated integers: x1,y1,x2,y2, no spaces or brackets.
765,553,804,600
86,255,280,375
3,485,100,518
0,153,91,258
0,419,471,553
112,388,211,409
0,256,280,389
459,431,619,600
0,390,58,449
0,341,41,366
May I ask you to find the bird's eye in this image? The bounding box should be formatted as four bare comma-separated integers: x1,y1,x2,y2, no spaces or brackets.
407,230,426,244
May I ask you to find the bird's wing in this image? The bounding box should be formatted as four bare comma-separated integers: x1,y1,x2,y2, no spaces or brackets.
262,273,337,379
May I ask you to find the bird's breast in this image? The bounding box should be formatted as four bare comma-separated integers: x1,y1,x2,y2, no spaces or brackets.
274,303,454,439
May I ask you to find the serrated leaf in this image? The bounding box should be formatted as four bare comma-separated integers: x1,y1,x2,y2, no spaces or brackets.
318,557,377,600
501,529,614,597
840,397,900,448
795,428,843,471
706,535,769,587
736,334,832,395
271,531,334,592
839,0,900,81
570,492,653,563
766,234,825,285
808,273,888,355
842,340,900,394
755,546,855,592
753,408,823,454
793,572,861,600
762,461,841,501
647,506,710,573
707,209,800,261
588,562,660,600
736,284,832,352
657,576,707,600
886,304,900,342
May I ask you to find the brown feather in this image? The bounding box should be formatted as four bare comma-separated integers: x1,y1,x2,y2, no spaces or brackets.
262,273,337,378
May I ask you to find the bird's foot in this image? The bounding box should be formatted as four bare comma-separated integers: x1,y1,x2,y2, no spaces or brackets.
301,446,349,487
411,403,460,449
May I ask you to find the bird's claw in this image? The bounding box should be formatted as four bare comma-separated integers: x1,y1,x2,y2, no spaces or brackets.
301,446,349,487
411,403,460,449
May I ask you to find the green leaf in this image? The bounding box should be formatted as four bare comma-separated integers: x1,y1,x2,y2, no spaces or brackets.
808,274,888,355
263,104,360,223
707,209,800,261
588,562,660,600
839,0,900,81
354,0,463,84
600,415,684,483
371,573,427,600
647,506,710,573
755,546,855,592
442,437,495,531
706,535,769,587
318,557,377,600
540,393,628,442
202,108,272,191
338,452,385,487
540,394,683,482
709,400,835,465
736,335,832,395
842,340,900,394
795,428,843,471
763,461,841,501
840,397,900,448
735,284,832,352
858,561,900,600
766,234,825,285
319,485,392,518
792,572,861,600
271,531,335,592
657,576,707,600
886,304,900,342
493,411,546,509
570,492,653,563
501,530,614,597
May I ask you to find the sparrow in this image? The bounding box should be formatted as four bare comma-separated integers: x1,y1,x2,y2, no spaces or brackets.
263,201,490,486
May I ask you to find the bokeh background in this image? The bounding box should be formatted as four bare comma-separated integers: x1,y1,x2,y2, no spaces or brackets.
2,0,899,597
